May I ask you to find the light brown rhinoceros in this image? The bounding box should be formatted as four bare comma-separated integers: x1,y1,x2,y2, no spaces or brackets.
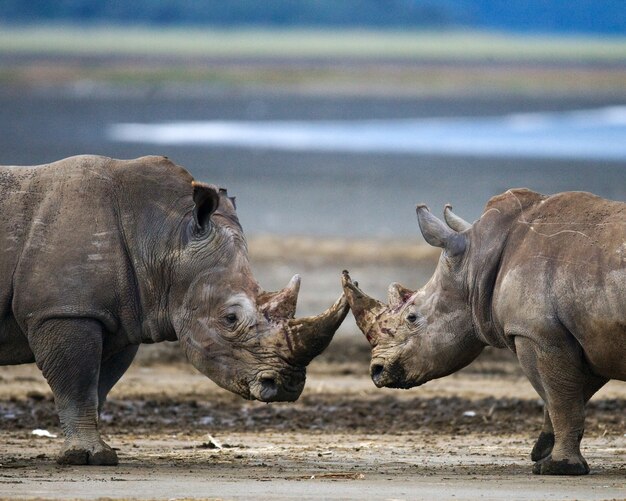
0,155,348,465
343,189,625,475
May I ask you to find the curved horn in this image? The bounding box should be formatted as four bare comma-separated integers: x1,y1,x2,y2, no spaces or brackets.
341,271,387,346
284,292,349,366
416,204,466,256
444,204,472,232
258,274,301,320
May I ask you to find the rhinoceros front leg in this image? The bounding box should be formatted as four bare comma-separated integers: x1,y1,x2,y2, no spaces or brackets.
515,335,595,475
530,374,607,462
30,318,118,466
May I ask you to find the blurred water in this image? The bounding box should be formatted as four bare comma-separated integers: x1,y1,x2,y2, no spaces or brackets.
109,106,626,161
1,91,624,238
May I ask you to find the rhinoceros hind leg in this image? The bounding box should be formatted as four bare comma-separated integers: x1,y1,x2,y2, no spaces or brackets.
98,344,139,415
531,406,554,461
532,455,589,475
515,334,593,475
531,430,555,462
531,373,607,463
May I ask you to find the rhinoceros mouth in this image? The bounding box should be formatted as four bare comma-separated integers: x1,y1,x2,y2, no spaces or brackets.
385,380,421,390
248,370,306,402
375,374,424,389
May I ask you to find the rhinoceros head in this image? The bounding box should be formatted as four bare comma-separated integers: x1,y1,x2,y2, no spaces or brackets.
342,205,483,389
170,182,348,402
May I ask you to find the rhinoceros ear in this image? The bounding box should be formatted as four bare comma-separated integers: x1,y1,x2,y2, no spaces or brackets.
387,282,415,309
192,181,220,232
416,204,466,256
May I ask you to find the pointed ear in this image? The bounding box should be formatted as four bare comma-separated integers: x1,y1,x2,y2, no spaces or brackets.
387,282,415,309
192,181,220,232
416,204,466,256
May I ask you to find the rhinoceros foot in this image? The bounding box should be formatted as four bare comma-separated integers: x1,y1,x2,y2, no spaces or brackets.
57,440,119,466
532,455,589,475
530,431,555,462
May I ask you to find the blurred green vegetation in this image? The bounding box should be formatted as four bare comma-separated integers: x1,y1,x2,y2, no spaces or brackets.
1,26,625,94
1,26,626,61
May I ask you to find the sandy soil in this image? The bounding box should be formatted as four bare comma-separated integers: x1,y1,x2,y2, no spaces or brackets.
1,345,624,500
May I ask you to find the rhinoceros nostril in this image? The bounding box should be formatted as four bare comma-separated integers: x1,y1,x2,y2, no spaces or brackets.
259,377,278,400
261,377,277,390
370,363,385,382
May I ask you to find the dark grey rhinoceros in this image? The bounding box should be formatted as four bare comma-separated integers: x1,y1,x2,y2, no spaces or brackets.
0,155,348,465
342,189,625,475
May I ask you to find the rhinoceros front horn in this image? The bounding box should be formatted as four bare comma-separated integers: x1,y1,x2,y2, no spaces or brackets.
341,270,387,346
284,292,350,366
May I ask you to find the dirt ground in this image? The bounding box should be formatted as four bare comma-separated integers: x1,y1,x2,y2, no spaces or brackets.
1,244,625,500
1,343,624,500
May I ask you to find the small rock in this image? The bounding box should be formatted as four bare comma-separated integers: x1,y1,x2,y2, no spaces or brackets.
31,429,57,438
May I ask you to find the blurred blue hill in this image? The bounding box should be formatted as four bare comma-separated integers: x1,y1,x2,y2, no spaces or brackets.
0,0,624,35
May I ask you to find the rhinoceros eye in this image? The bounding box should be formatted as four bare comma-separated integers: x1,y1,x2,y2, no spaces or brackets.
224,313,238,326
406,313,418,324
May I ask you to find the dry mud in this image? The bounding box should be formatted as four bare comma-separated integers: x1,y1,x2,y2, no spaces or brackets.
1,347,624,500
1,246,625,500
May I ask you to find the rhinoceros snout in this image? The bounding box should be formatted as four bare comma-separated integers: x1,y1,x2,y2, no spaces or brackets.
370,359,412,389
250,371,305,403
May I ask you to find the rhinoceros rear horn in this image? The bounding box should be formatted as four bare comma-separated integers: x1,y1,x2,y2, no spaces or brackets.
443,204,472,232
258,274,301,320
285,292,349,366
416,204,466,256
341,271,387,346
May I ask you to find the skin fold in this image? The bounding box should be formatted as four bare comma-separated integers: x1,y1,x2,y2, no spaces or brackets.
343,189,625,475
0,155,348,465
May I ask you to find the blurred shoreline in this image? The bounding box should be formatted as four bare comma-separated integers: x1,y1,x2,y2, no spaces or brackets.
1,26,625,97
2,57,625,97
248,235,439,266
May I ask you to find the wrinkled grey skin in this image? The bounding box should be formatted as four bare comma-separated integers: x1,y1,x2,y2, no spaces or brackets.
0,155,348,465
343,189,625,475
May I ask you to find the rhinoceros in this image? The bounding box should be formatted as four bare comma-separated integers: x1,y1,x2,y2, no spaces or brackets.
0,155,348,465
342,189,625,475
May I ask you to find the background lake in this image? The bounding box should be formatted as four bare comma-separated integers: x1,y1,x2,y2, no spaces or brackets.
1,89,624,238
